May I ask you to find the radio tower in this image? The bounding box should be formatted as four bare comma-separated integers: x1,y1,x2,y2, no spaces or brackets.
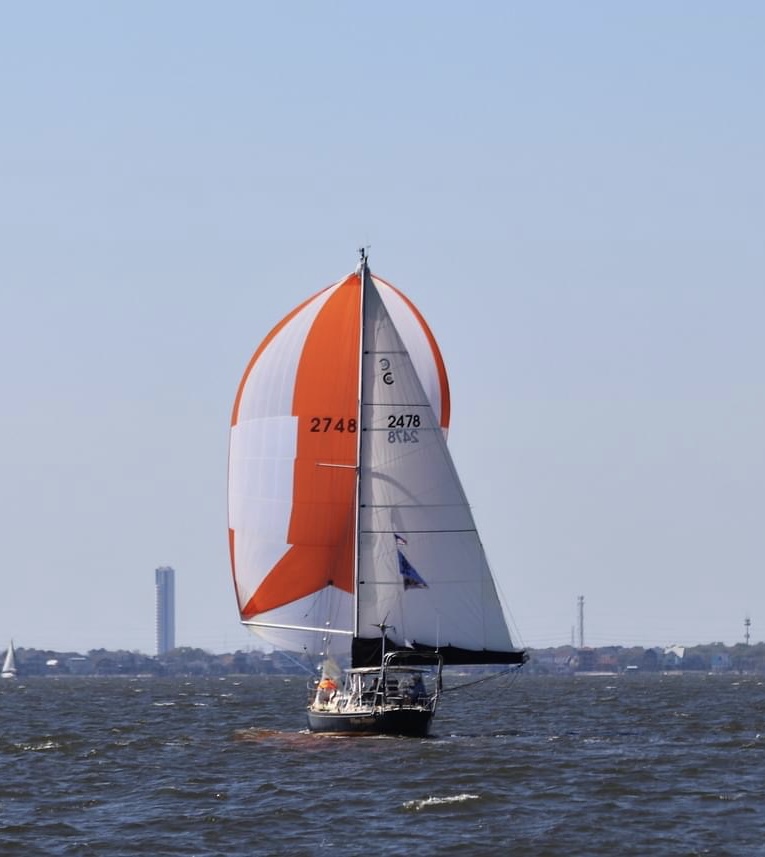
745,616,751,646
578,595,584,649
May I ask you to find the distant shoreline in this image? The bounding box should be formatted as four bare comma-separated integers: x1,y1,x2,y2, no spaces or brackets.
5,641,764,678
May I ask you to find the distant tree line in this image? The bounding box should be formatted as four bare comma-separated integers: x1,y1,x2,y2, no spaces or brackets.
9,646,314,678
526,642,765,675
8,642,765,678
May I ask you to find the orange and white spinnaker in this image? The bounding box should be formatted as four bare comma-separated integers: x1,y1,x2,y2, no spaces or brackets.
228,263,450,654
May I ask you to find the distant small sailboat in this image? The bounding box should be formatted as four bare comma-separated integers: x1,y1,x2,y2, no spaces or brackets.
2,640,17,678
227,251,526,736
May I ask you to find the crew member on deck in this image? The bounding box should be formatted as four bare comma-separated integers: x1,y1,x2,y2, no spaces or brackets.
316,677,337,704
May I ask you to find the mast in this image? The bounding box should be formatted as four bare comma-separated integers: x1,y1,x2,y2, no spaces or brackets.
352,247,368,640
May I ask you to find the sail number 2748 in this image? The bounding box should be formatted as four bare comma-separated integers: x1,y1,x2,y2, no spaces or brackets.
309,417,357,432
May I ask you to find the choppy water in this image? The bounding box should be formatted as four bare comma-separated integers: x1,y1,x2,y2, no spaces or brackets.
1,672,764,856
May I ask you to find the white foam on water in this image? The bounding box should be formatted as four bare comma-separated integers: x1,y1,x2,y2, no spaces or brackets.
403,793,481,811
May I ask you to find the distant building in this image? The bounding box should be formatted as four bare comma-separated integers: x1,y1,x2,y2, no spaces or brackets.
663,645,685,669
155,566,176,655
576,648,597,672
711,652,732,672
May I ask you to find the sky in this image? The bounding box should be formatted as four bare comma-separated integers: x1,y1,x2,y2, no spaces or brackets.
1,2,763,655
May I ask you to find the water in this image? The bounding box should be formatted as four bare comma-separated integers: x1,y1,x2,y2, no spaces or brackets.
1,673,764,856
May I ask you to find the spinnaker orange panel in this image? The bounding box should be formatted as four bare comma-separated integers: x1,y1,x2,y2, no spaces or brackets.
288,275,360,550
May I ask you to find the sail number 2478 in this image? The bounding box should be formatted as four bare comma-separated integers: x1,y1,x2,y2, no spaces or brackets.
388,413,420,444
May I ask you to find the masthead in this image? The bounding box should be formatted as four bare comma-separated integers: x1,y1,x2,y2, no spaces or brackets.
356,246,369,274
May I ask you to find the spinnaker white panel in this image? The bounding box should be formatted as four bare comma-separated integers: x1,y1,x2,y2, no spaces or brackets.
228,415,297,608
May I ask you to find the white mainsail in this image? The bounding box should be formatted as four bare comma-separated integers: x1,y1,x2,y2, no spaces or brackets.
356,275,516,661
2,640,17,678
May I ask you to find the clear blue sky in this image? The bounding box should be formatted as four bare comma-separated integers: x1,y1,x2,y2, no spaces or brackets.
1,2,763,655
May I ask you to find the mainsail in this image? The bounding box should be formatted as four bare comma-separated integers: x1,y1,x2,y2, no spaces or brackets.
228,255,523,670
2,640,17,678
354,278,522,666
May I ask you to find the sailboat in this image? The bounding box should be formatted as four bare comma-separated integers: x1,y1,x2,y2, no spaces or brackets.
2,640,17,679
227,251,526,736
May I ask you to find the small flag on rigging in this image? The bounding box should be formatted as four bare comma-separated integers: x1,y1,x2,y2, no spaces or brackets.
397,550,428,589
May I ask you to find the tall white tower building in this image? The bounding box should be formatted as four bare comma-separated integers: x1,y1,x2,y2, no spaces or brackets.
155,566,176,655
